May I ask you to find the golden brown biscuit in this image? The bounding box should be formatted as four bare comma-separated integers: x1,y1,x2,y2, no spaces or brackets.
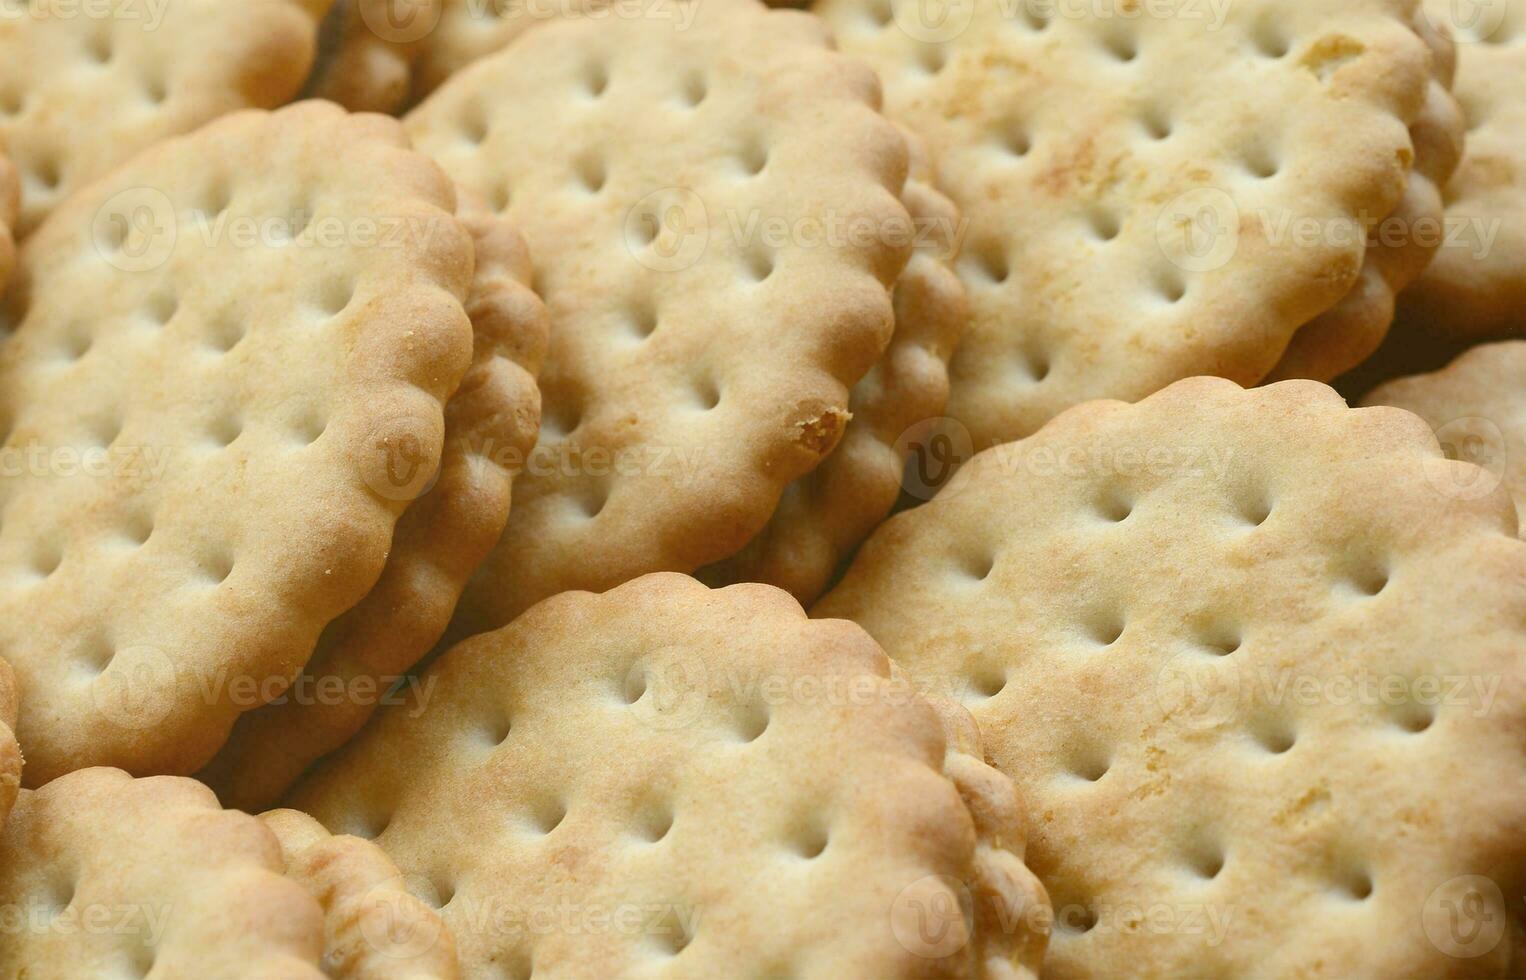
0,101,476,783
1265,7,1466,381
700,127,968,603
815,0,1436,448
0,0,331,236
0,768,326,975
818,377,1526,975
200,190,548,811
290,574,1051,976
1400,0,1526,338
408,0,914,630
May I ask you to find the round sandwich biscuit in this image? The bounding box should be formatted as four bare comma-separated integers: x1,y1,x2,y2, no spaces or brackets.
1263,6,1465,381
0,100,477,783
1400,0,1526,339
815,0,1438,448
0,767,326,976
817,376,1526,976
0,0,331,237
700,126,968,603
289,573,1051,977
200,189,548,812
406,0,915,630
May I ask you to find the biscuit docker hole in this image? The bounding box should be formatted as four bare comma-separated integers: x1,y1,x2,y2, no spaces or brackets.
790,822,829,860
1068,746,1111,783
1336,866,1374,901
636,801,674,843
528,798,567,836
1095,489,1133,523
1142,106,1172,140
584,61,610,98
146,291,178,326
967,664,1006,700
1252,19,1292,59
1340,556,1390,598
1251,720,1295,754
680,72,707,107
1392,699,1436,734
734,701,770,743
1103,30,1138,63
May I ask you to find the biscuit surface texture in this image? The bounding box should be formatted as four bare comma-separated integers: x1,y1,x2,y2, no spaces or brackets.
0,767,325,976
1364,340,1526,534
407,0,912,630
263,807,461,979
817,377,1526,976
0,0,328,237
1400,0,1526,338
816,0,1433,447
700,127,968,602
0,101,475,784
290,573,1049,977
201,190,547,811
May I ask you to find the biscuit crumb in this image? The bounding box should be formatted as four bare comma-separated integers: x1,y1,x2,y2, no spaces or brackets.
793,406,851,457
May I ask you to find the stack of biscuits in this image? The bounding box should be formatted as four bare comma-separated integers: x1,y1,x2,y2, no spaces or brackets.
0,1,1520,977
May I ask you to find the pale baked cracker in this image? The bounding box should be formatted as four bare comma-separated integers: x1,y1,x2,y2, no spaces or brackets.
816,0,1434,449
407,0,913,631
1363,340,1526,535
0,656,19,833
289,573,1051,976
0,0,332,237
0,767,325,975
310,0,606,114
263,807,460,979
817,377,1526,975
1265,8,1466,381
0,100,476,784
1400,0,1526,338
201,190,549,811
700,127,968,603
